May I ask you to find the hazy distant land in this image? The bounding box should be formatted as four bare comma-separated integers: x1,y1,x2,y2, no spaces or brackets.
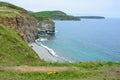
79,16,105,19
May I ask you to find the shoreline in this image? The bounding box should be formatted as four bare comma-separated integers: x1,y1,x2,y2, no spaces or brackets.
28,41,69,62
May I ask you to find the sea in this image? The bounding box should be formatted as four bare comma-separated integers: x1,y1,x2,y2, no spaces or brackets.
38,18,120,62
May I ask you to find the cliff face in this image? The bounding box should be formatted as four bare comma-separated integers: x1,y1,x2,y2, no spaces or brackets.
0,2,55,42
0,16,55,43
0,2,55,43
38,20,55,33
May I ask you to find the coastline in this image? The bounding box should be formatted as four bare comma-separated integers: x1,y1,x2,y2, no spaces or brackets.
28,41,69,62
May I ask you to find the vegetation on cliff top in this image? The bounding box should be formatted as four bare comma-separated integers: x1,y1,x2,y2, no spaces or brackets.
31,11,80,20
0,2,26,12
0,2,36,19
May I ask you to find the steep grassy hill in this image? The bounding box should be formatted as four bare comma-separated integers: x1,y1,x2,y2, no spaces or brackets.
31,11,80,20
0,2,41,65
0,24,40,65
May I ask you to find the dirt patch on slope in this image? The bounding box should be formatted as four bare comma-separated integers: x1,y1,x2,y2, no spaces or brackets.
0,66,69,72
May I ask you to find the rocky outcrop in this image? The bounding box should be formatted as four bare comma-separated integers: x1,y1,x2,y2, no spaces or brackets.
0,16,55,43
37,20,55,33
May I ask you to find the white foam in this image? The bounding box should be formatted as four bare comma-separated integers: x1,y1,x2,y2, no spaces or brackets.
40,38,47,41
35,40,70,62
40,44,71,62
36,41,58,57
35,38,47,42
55,30,58,33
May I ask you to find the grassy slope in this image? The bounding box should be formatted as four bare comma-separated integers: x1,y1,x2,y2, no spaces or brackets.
0,62,120,80
0,24,40,65
0,2,41,65
0,2,36,19
0,2,26,12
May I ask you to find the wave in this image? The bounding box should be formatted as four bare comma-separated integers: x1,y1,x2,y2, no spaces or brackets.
55,30,58,33
35,38,47,42
40,38,47,41
35,39,71,62
35,40,59,57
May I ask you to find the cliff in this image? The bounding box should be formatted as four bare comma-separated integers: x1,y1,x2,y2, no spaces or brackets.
0,2,55,43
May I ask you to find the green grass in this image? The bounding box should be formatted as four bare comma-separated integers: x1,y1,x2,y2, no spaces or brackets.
0,11,17,17
0,2,35,18
0,24,40,65
0,62,120,80
34,11,67,18
31,11,80,20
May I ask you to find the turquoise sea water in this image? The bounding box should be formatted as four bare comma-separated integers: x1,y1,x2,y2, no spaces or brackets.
40,18,120,62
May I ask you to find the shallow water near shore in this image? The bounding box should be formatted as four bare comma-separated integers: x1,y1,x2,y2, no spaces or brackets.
39,18,120,62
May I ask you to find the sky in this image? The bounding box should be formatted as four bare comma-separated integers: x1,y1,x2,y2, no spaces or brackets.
1,0,120,17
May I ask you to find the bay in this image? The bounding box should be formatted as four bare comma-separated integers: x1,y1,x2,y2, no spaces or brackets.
40,18,120,62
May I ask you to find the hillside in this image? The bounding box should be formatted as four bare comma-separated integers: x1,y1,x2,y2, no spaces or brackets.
0,2,26,12
0,24,40,65
31,11,80,20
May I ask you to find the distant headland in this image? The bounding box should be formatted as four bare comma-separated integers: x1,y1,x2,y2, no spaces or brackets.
79,16,105,19
29,10,80,21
